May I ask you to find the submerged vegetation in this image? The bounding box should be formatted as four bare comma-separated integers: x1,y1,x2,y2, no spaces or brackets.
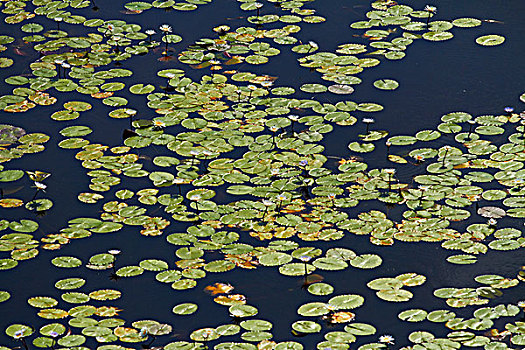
0,0,524,349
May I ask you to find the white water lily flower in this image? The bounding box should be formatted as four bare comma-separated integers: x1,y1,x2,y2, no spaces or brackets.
325,303,337,311
424,5,437,13
189,194,202,201
384,168,396,175
159,24,172,33
153,120,166,128
379,334,395,344
139,327,148,338
262,199,273,206
13,330,25,339
33,182,47,191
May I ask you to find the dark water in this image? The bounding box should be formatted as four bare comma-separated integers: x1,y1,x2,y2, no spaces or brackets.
1,0,525,349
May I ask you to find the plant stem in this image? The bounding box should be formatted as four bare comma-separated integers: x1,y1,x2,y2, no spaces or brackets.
303,263,308,284
441,148,448,167
20,338,29,350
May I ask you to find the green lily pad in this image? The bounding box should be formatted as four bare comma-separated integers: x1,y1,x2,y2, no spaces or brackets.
373,79,399,90
0,291,10,303
452,18,482,27
376,289,413,302
423,31,454,41
172,303,198,315
349,142,375,153
446,254,478,264
5,324,34,338
300,83,327,93
350,254,382,269
129,84,155,94
307,283,334,296
344,323,376,336
0,170,24,182
328,294,365,309
476,34,505,46
139,259,169,271
116,266,144,277
28,296,58,308
297,302,330,317
230,304,258,318
51,256,82,268
291,320,321,333
398,309,428,322
55,278,86,290
240,319,272,332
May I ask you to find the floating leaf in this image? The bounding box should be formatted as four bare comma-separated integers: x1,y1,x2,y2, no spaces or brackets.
51,256,82,268
229,304,258,318
476,34,505,46
399,309,428,322
172,303,198,315
376,289,413,302
373,79,399,90
307,283,334,296
0,291,10,303
452,18,482,27
28,296,58,308
116,266,144,277
350,254,382,269
291,320,321,334
55,278,86,290
446,254,478,264
344,323,376,336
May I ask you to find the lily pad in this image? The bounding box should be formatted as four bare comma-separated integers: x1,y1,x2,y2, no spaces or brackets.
373,79,399,90
476,34,505,46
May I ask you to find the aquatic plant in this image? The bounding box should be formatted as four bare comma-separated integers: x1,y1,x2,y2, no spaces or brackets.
0,1,523,350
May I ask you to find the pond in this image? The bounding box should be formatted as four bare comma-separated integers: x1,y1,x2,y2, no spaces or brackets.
1,0,525,349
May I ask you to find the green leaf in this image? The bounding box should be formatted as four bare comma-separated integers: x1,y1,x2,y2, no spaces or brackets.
373,79,399,90
476,34,505,46
172,303,198,315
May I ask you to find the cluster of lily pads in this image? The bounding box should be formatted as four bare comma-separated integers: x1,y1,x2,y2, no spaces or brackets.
0,0,523,349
